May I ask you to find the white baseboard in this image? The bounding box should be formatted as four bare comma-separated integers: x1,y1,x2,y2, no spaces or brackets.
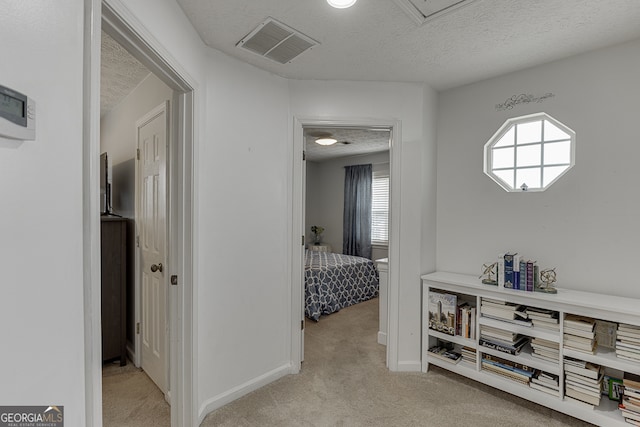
377,331,387,345
396,360,422,372
198,364,291,425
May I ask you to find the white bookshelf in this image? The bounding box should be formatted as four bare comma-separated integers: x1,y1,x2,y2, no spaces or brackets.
422,271,640,427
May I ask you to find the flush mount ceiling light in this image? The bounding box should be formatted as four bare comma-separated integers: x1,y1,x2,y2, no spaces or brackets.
327,0,357,9
315,137,338,145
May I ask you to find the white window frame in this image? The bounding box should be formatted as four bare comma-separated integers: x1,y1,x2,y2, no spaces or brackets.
484,112,576,192
371,168,389,245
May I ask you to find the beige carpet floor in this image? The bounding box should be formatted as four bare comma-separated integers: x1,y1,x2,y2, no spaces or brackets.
201,298,594,427
103,297,595,426
102,359,170,427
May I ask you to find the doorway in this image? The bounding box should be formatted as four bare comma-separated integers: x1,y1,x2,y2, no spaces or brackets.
84,2,196,426
291,117,400,372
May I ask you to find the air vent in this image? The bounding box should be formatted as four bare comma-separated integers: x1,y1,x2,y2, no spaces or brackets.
237,17,318,64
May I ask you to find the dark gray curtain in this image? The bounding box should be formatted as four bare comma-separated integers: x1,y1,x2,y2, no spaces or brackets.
343,164,372,259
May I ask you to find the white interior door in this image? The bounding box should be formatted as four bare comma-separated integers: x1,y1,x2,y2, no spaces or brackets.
137,101,168,394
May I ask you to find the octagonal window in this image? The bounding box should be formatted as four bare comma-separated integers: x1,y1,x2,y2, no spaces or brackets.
484,112,575,192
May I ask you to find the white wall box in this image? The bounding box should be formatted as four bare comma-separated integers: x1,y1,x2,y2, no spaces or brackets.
422,271,640,426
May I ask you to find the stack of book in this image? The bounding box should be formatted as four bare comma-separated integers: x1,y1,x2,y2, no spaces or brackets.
497,253,538,291
616,323,640,362
427,344,462,364
563,356,603,407
479,324,530,355
620,373,640,425
480,298,531,327
481,354,537,385
530,371,560,397
526,306,559,331
530,337,560,363
460,346,476,365
563,314,597,355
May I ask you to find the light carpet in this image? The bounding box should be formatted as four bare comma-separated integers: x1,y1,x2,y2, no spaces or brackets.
102,359,170,427
201,298,594,427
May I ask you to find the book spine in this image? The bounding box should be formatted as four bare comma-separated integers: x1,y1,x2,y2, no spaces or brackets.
504,253,515,289
526,261,534,292
497,254,505,288
519,259,526,291
534,265,540,291
479,338,519,355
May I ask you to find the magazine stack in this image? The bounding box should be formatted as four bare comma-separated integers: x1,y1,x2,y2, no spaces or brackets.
563,356,603,407
563,314,597,355
616,323,640,363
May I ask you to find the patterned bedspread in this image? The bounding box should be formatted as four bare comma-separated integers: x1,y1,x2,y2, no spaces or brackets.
305,250,379,321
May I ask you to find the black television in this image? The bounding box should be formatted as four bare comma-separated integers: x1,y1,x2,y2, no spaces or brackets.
100,152,111,215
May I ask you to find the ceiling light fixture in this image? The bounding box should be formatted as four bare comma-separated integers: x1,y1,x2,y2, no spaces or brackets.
315,137,338,146
327,0,357,9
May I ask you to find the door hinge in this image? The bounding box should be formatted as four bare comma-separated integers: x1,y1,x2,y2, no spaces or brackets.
136,235,140,247
136,322,140,334
170,275,178,286
303,150,306,161
136,148,140,160
301,320,305,330
302,235,305,246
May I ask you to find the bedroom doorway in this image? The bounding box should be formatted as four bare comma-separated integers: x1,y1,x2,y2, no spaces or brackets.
292,118,399,369
85,2,196,426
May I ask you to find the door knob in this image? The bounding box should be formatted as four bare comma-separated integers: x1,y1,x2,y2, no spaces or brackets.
151,263,163,273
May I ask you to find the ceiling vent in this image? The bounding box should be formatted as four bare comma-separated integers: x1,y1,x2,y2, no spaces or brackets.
236,17,319,64
392,0,477,26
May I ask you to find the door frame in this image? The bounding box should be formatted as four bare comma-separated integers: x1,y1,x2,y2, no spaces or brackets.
83,1,197,425
290,116,402,372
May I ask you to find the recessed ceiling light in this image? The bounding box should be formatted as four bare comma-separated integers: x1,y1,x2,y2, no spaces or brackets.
315,138,338,145
327,0,357,9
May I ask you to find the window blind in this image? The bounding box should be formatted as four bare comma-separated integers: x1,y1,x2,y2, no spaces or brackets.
371,170,389,244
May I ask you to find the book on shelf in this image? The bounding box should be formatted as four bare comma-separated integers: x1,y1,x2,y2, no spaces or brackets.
564,326,597,340
529,381,561,396
497,253,505,288
482,363,531,384
603,376,624,401
564,395,596,410
618,333,640,345
619,323,640,334
617,340,640,352
535,371,559,386
563,337,597,354
531,352,558,364
624,373,640,390
621,396,640,412
483,353,535,374
427,345,462,364
595,319,617,349
565,386,602,407
563,359,602,380
503,253,516,289
428,292,457,336
479,336,529,355
617,349,640,361
564,314,596,332
531,337,559,349
625,387,640,401
565,372,604,393
565,380,602,399
620,408,640,423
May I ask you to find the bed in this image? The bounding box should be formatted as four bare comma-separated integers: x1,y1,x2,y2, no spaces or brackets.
305,250,379,321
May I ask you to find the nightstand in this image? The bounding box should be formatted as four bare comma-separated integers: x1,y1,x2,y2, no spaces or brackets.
308,243,332,252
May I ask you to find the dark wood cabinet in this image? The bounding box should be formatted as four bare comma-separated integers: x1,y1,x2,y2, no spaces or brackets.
101,216,127,366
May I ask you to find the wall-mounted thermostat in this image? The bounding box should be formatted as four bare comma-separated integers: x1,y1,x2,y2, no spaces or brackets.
0,84,35,141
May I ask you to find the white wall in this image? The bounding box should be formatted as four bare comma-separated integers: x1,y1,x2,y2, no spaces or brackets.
0,1,86,424
305,151,390,258
290,80,436,369
197,48,292,417
100,73,173,217
436,38,640,298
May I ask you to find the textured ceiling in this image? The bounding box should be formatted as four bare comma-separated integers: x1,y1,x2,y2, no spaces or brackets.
176,0,640,90
100,31,150,116
305,128,390,162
